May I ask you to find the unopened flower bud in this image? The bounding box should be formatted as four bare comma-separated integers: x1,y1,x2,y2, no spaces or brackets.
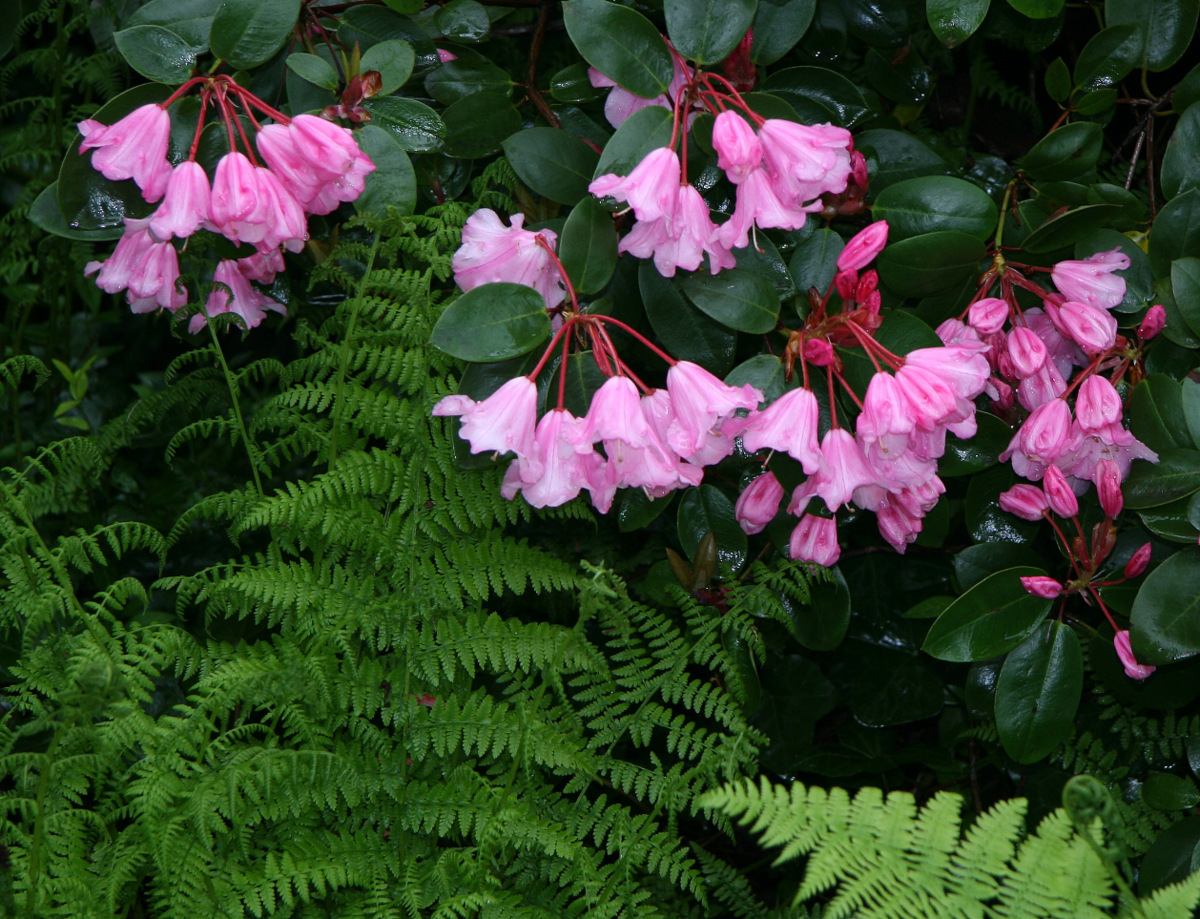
1124,543,1152,578
998,483,1049,521
1138,304,1166,340
1094,458,1123,517
1090,520,1118,567
849,149,868,188
1008,326,1048,378
1020,575,1062,599
1114,630,1156,680
968,297,1009,335
1043,465,1078,518
836,221,889,272
735,471,784,535
835,268,858,301
803,337,836,366
856,270,878,302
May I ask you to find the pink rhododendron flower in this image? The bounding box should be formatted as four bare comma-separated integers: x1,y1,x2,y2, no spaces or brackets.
968,297,1009,335
1050,299,1118,354
999,483,1050,521
148,160,211,241
809,428,875,512
502,409,599,508
1075,375,1124,434
432,375,539,467
451,209,565,309
789,514,840,566
1051,248,1129,311
190,258,286,333
739,386,821,473
735,471,783,535
1020,576,1062,599
718,165,821,250
589,146,681,222
712,111,762,183
1007,326,1048,378
1001,398,1074,481
1114,630,1156,680
78,103,172,202
1042,465,1078,518
209,152,269,245
757,119,853,205
665,361,762,458
85,224,185,313
836,221,889,272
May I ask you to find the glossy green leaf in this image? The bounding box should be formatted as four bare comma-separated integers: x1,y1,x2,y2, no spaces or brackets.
954,542,1043,592
788,228,843,301
640,261,736,375
1020,204,1122,254
1073,24,1140,91
678,486,748,580
431,282,551,362
864,48,932,105
1073,87,1118,116
114,25,198,84
562,0,674,99
1128,374,1192,454
364,97,445,152
340,6,438,58
425,59,512,104
435,0,491,42
877,231,986,298
549,63,603,104
128,0,220,50
502,128,599,206
1020,122,1102,181
844,0,909,44
965,466,1038,543
927,0,989,46
1124,450,1200,509
922,566,1052,662
286,52,337,90
665,0,756,64
733,236,795,300
1183,377,1200,447
1177,62,1200,111
1138,817,1200,895
851,646,944,726
786,566,851,651
1005,0,1063,18
873,176,997,242
1131,547,1200,664
725,355,788,403
1150,190,1200,276
1044,57,1070,101
440,93,520,158
1137,495,1200,543
940,412,1010,476
762,66,870,127
558,198,617,295
354,125,416,217
679,269,780,334
361,40,416,95
28,183,124,241
855,129,946,192
1144,772,1200,810
1106,0,1200,71
210,0,300,70
751,0,816,63
995,622,1083,763
1162,103,1200,200
616,488,673,533
594,106,673,179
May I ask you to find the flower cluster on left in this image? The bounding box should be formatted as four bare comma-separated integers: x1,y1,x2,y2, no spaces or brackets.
79,76,374,332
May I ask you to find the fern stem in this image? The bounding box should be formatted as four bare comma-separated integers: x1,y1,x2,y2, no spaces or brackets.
206,323,265,495
23,727,61,919
329,230,382,467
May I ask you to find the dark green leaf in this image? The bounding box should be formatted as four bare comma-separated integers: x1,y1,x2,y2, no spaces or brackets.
1106,0,1200,71
873,176,998,242
1162,103,1200,200
128,0,220,50
995,622,1083,763
1020,122,1102,181
1128,374,1192,454
1137,495,1200,543
114,25,198,84
844,0,908,44
616,488,673,532
877,231,986,298
1183,377,1200,447
1020,204,1122,254
435,0,491,42
785,566,851,651
1124,450,1200,509
725,355,788,403
679,269,780,334
864,48,932,105
431,282,551,362
558,198,617,295
1143,772,1200,810
340,6,438,60
286,52,337,90
1005,0,1063,18
927,0,989,46
1073,24,1140,91
1139,817,1200,895
965,465,1038,543
665,0,756,64
562,0,674,98
751,0,816,63
733,236,794,300
762,66,869,127
361,40,416,95
1150,190,1200,276
594,106,673,179
678,486,748,580
425,58,512,105
354,125,416,217
1073,87,1118,116
364,97,445,152
922,567,1052,662
441,93,520,158
855,129,946,193
788,228,843,303
640,261,736,374
502,128,599,206
1178,62,1200,111
1131,547,1200,663
954,542,1043,592
549,63,603,103
28,183,124,241
1044,57,1070,101
905,595,954,619
851,646,943,726
210,0,300,70
940,412,1010,476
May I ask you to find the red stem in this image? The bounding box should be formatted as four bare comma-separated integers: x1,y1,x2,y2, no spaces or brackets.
535,236,578,311
590,315,677,366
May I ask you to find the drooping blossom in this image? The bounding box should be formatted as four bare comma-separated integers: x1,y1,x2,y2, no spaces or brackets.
1114,630,1156,680
84,223,186,314
451,209,565,309
789,514,840,566
148,160,211,240
190,258,286,333
501,409,602,509
735,471,783,535
664,361,762,458
589,146,681,222
1050,248,1129,310
432,375,539,468
78,103,172,202
739,386,821,473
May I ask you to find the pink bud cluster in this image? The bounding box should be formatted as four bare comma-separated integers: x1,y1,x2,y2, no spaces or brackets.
78,76,374,332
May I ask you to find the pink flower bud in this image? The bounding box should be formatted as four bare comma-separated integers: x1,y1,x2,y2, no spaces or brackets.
1138,304,1166,340
1020,575,1062,599
1114,630,1156,680
1075,375,1124,433
968,297,1009,334
856,270,878,301
836,221,889,272
789,514,840,566
437,48,458,63
1007,326,1048,378
999,483,1049,520
849,149,868,187
1051,249,1129,310
1042,465,1079,518
1051,300,1118,354
735,471,784,535
712,110,763,184
1094,457,1123,517
1124,543,1152,578
803,337,836,366
835,268,857,301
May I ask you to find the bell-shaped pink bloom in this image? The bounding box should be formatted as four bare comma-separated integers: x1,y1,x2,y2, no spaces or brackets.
712,111,762,184
876,502,923,554
813,428,875,511
1008,326,1048,378
290,113,375,183
149,160,211,240
1124,543,1152,578
190,258,286,333
738,385,821,473
1114,630,1156,680
1051,248,1129,311
1058,422,1158,484
506,409,597,508
836,221,889,272
1139,304,1166,340
1075,375,1123,434
210,152,268,245
757,119,852,205
894,364,958,432
789,514,840,566
1051,300,1118,354
665,360,762,458
904,345,990,401
239,247,285,284
451,209,564,309
434,375,539,465
588,52,691,128
1000,398,1073,481
257,123,324,204
999,483,1049,521
85,224,185,313
578,375,657,448
589,146,681,222
1016,361,1068,413
968,297,1009,335
856,371,913,445
735,471,784,535
255,167,308,252
1020,575,1062,599
78,103,172,202
1094,457,1123,517
1042,464,1078,518
718,165,820,250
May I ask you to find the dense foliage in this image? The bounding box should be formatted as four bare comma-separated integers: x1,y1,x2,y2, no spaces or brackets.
5,0,1200,915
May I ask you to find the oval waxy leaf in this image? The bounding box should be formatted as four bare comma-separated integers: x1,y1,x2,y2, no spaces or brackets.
425,58,513,104
785,565,852,652
1020,122,1103,182
364,97,445,152
1020,204,1123,254
558,197,618,296
873,176,998,242
1073,24,1140,91
354,124,416,217
678,485,748,580
431,282,552,362
665,0,757,64
29,183,124,241
762,66,870,127
640,261,736,374
922,566,1052,662
361,39,416,95
995,622,1083,764
286,52,338,90
927,0,989,46
788,228,843,301
1131,547,1200,664
1106,0,1200,71
751,0,816,64
877,231,986,298
502,128,600,206
562,0,674,99
679,269,780,334
1005,0,1063,18
210,0,301,70
1149,189,1200,276
1123,450,1200,509
114,25,198,84
1162,102,1200,200
128,0,220,50
441,92,521,158
594,105,674,179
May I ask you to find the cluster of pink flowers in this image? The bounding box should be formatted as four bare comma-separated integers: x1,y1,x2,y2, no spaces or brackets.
80,75,374,332
451,209,564,310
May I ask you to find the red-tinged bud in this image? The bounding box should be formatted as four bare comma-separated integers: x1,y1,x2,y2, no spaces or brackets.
968,297,1009,335
735,471,784,535
1043,465,1079,518
1094,458,1123,517
998,483,1049,520
862,290,882,316
1124,542,1152,578
835,268,858,301
1139,304,1166,340
803,337,837,366
856,270,878,301
990,378,1015,412
1021,575,1062,599
837,221,889,272
1072,534,1089,562
720,29,757,93
1114,630,1156,680
850,149,869,188
1090,520,1117,566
